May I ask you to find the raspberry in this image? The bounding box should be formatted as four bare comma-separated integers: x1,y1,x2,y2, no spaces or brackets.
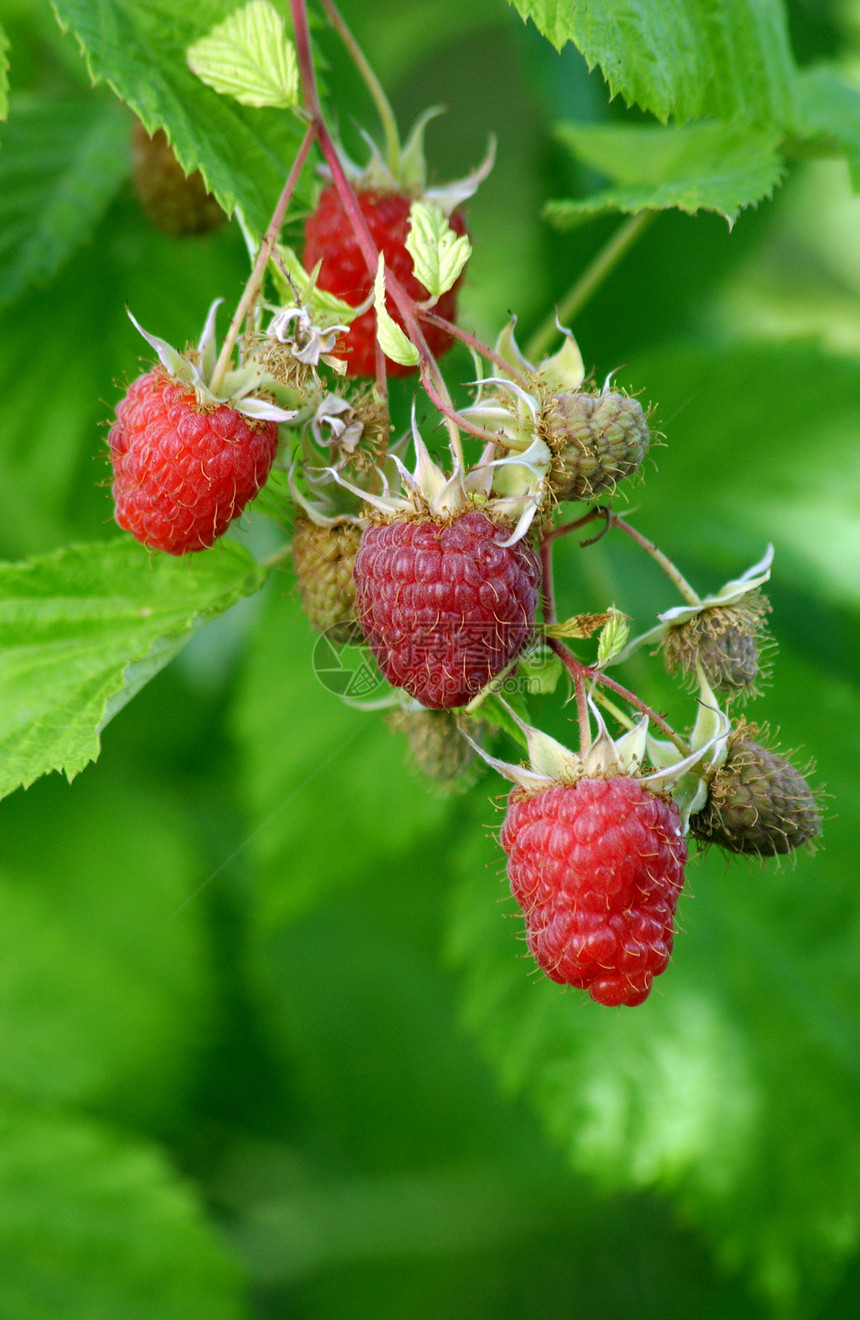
303,185,468,377
541,390,650,503
690,722,821,856
353,509,540,709
662,592,772,699
385,707,484,795
132,123,225,237
291,517,363,642
500,776,688,1006
109,370,279,555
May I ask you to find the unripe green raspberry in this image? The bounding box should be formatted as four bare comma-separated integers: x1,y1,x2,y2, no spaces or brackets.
663,592,772,699
540,390,650,503
292,518,363,642
385,708,484,795
132,123,225,237
690,722,821,857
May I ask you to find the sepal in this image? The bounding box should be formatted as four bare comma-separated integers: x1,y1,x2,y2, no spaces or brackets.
126,304,297,422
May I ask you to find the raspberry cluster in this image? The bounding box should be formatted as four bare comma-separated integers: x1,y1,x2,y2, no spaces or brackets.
501,777,688,1006
102,7,822,1013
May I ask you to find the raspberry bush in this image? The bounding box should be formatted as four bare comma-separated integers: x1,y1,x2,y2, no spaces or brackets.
0,1,857,1318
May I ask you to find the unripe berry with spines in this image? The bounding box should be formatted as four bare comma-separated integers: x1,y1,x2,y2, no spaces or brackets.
663,593,772,700
385,708,484,795
541,390,650,503
690,722,821,857
132,123,224,237
292,518,363,643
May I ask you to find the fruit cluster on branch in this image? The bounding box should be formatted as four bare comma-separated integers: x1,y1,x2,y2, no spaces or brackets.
105,0,821,1009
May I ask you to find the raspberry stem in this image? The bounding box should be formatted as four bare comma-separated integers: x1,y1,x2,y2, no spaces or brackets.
319,0,401,175
418,373,520,451
210,122,316,395
548,637,689,754
594,669,688,753
420,311,530,388
542,506,610,548
525,211,655,363
611,513,702,606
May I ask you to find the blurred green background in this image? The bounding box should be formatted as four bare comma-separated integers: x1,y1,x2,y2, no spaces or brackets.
1,0,859,1316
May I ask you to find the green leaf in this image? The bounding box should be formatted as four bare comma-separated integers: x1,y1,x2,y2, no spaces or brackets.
0,538,265,799
0,770,214,1123
405,200,472,298
0,1104,247,1320
0,93,130,307
51,0,311,233
794,63,860,190
508,0,798,126
596,609,630,667
187,0,299,110
0,21,10,123
373,253,420,365
506,0,576,52
548,120,785,227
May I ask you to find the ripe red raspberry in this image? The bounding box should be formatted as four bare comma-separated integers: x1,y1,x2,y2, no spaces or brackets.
302,185,468,377
353,509,541,709
109,370,279,555
500,776,688,1007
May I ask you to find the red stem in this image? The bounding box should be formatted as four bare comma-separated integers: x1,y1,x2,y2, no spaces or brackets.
547,638,686,750
542,506,609,547
418,371,517,448
540,540,556,626
290,0,458,409
419,311,530,387
211,121,317,393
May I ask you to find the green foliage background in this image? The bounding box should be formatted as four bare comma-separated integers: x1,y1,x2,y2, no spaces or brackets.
1,0,859,1316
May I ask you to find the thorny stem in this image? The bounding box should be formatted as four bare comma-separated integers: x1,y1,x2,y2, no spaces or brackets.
544,638,590,748
418,374,523,450
595,669,690,755
319,0,400,173
591,688,636,730
210,123,316,395
611,513,702,606
525,212,655,363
